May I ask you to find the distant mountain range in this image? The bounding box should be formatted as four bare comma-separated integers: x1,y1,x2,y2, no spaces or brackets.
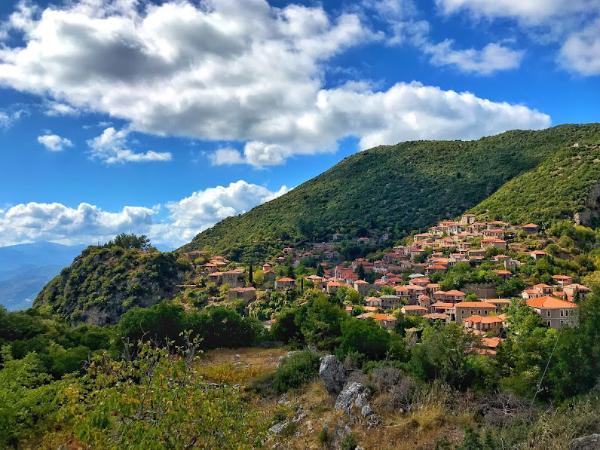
0,242,84,310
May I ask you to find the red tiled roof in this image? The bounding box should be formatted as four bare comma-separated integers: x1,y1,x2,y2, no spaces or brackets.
455,301,496,308
526,296,578,309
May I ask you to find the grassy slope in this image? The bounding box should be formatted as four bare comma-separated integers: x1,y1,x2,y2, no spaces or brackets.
471,142,600,226
184,124,600,259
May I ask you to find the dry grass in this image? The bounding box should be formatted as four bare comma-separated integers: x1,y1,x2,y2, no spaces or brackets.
196,347,287,384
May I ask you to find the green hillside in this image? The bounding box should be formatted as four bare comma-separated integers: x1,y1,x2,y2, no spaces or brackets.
185,124,600,260
34,237,190,324
471,143,600,226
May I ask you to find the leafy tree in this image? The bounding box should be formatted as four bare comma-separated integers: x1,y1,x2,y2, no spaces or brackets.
338,317,390,361
108,233,152,251
118,302,185,348
185,307,262,349
409,323,482,390
316,264,325,277
271,308,303,344
296,291,345,350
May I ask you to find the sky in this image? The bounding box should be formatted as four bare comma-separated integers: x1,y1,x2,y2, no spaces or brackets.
0,0,598,249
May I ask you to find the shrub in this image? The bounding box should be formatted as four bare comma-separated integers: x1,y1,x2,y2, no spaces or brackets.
272,350,320,394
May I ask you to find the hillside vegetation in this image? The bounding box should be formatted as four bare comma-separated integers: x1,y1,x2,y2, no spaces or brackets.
34,235,190,324
471,143,600,226
185,124,600,260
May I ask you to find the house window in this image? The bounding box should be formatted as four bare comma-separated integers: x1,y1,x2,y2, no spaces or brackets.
547,310,551,317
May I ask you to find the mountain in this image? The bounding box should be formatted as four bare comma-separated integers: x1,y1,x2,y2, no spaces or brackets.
0,242,85,310
34,244,190,324
184,124,600,260
471,142,600,225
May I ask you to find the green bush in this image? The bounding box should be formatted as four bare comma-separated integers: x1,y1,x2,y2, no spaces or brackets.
273,350,320,394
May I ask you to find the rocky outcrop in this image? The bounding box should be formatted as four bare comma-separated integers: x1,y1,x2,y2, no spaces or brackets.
574,180,600,227
335,382,380,427
570,434,600,450
319,355,346,395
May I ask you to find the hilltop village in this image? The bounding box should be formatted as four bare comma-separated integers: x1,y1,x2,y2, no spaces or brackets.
180,215,593,355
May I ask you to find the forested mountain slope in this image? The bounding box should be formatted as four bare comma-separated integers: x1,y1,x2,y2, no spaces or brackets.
185,124,600,260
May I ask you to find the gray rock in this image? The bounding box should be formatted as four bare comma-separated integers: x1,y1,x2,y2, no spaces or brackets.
570,434,600,450
360,405,373,417
355,392,370,410
269,421,289,435
319,355,346,395
335,382,368,414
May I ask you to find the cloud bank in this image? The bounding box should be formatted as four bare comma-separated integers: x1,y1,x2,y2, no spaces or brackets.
0,180,288,248
0,0,550,166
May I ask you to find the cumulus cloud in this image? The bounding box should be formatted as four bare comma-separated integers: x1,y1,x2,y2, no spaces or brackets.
0,180,288,248
163,180,289,243
0,0,550,166
435,0,600,76
37,133,73,152
87,127,172,164
209,147,244,166
425,41,524,75
559,19,600,76
0,202,159,246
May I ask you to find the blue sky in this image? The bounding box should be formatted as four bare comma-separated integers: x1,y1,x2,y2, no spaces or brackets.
0,0,598,249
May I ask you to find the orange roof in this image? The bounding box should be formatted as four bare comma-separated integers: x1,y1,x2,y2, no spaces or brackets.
526,296,578,309
464,315,504,324
327,281,343,287
552,275,572,281
456,301,496,308
354,280,369,284
481,337,503,348
276,277,295,282
373,313,397,321
445,289,466,296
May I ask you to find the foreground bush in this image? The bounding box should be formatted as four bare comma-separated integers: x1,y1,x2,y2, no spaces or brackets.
41,344,270,449
251,350,320,396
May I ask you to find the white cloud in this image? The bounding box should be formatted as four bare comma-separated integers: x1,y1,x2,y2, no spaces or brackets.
435,0,600,76
163,180,289,243
0,109,25,129
209,147,244,166
559,19,600,76
434,0,593,23
37,133,73,152
0,180,288,248
44,101,79,117
0,202,159,246
425,41,524,75
87,127,172,164
0,0,551,166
